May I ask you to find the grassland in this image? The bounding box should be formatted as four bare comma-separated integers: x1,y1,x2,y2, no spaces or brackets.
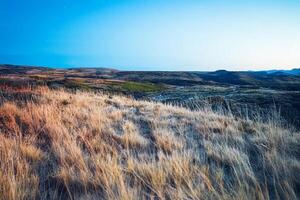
1,65,300,128
120,81,166,92
0,85,299,200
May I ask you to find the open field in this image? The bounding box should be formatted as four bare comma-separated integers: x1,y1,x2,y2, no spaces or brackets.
3,0,300,199
1,65,300,127
0,85,299,200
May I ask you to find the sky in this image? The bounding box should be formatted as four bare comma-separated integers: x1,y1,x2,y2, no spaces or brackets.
0,0,300,71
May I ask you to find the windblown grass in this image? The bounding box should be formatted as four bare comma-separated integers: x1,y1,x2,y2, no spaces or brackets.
0,86,299,200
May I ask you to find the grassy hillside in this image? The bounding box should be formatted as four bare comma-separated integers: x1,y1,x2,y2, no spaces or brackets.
0,86,299,200
2,65,300,129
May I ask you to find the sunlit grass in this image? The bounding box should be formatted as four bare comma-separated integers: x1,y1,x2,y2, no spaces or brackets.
0,86,299,200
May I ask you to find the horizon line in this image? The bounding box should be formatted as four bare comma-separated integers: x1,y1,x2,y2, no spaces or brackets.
0,63,299,72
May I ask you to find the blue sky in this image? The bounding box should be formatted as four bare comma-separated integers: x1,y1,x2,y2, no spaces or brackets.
0,0,300,71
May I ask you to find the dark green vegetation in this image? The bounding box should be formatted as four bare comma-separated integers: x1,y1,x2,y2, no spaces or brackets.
121,81,165,92
1,64,300,128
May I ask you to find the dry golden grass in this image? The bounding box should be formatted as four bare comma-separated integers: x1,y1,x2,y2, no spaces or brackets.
0,86,299,200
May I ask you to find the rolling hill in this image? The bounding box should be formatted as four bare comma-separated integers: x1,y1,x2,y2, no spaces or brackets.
0,86,299,199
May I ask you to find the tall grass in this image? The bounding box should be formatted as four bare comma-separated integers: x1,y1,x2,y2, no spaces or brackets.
0,86,299,200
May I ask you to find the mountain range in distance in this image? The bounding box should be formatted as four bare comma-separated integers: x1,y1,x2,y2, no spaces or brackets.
0,64,299,75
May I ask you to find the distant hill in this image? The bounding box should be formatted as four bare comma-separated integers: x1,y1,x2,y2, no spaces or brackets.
1,64,300,89
265,68,300,75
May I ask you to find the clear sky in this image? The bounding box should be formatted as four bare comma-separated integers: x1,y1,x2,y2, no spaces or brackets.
0,0,300,71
